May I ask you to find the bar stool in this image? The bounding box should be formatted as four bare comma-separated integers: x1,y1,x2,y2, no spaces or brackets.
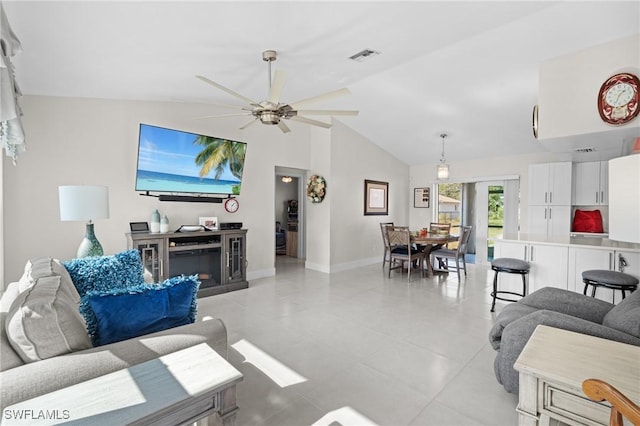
582,270,639,302
490,258,530,312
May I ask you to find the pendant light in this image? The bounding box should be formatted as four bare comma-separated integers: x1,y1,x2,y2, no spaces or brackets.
437,133,449,180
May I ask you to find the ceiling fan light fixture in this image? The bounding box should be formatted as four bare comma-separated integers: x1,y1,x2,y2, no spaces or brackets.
259,111,279,125
437,133,449,180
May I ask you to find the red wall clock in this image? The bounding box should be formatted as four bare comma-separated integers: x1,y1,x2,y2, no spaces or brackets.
597,73,640,125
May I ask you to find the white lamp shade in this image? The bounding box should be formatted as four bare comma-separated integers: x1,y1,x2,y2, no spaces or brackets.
437,163,449,180
608,155,640,243
59,185,110,221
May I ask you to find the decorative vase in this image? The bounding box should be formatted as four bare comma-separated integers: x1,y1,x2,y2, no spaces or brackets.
160,214,169,233
150,209,160,233
77,223,103,258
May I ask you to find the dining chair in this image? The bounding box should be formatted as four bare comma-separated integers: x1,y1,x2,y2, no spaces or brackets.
387,227,425,282
379,222,394,269
430,225,472,280
429,222,452,253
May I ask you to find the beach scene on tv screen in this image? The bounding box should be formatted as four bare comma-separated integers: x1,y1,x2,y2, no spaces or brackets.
136,124,246,195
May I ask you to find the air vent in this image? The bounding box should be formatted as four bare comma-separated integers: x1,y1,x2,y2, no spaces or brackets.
574,147,596,153
349,49,380,62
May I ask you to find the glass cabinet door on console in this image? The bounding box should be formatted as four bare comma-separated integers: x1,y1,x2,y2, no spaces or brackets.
225,233,246,284
133,239,165,282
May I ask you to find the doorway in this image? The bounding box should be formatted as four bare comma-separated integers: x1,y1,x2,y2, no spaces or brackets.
275,167,306,266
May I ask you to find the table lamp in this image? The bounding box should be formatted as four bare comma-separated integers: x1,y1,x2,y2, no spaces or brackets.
59,185,110,258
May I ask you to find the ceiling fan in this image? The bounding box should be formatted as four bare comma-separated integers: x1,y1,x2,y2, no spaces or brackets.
194,50,359,133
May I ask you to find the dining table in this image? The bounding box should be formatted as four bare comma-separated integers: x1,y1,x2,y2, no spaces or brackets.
410,232,459,276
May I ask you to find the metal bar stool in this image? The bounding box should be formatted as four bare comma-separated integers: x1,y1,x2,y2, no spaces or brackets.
490,258,530,312
582,270,639,302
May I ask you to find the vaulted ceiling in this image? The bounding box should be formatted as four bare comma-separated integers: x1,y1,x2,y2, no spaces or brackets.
4,1,639,165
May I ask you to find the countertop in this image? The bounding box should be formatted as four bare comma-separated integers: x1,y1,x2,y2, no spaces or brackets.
498,233,640,251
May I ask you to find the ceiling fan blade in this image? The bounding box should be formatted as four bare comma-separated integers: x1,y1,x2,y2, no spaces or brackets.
195,75,258,106
268,70,287,104
289,88,351,109
295,109,359,116
239,118,259,130
277,120,291,133
193,113,252,120
289,116,332,129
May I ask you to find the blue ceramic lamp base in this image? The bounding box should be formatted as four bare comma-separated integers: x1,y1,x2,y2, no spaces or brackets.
77,222,103,258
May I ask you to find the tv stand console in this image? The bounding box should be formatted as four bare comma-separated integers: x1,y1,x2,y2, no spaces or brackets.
126,229,248,297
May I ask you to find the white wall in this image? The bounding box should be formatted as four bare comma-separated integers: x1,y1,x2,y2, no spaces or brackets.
2,95,410,284
539,34,640,140
2,95,313,282
329,120,410,271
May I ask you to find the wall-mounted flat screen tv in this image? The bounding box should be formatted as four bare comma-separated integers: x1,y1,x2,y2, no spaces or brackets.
135,123,247,195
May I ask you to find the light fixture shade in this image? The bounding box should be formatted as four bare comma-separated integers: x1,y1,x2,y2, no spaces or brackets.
281,176,293,183
437,163,449,180
59,186,109,221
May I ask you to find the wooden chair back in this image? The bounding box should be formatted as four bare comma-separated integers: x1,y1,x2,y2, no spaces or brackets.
387,227,411,248
457,226,472,255
380,222,394,248
429,222,451,235
582,379,640,426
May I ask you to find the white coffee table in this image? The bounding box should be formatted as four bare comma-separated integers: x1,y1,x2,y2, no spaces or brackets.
3,343,243,425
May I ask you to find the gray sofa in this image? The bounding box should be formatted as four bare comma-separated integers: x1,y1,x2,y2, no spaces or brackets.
489,287,640,394
0,258,228,410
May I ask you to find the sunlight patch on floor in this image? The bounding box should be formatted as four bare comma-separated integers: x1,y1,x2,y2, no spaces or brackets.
231,339,307,387
312,406,379,426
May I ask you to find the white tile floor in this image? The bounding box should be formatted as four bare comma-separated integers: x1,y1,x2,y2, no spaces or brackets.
196,256,519,426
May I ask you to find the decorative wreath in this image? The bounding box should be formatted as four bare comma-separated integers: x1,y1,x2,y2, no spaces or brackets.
306,175,326,203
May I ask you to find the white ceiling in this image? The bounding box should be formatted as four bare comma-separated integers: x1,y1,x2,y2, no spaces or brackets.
3,1,640,165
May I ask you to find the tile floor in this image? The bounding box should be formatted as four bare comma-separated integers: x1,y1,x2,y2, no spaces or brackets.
196,256,519,426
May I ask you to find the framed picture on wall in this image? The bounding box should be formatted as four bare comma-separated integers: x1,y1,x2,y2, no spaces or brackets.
364,179,389,215
414,187,430,208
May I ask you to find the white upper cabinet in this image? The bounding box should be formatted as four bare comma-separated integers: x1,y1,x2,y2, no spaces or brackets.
573,161,608,206
529,162,572,206
528,162,572,238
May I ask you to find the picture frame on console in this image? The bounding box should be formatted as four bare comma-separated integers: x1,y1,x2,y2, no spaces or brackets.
199,216,218,230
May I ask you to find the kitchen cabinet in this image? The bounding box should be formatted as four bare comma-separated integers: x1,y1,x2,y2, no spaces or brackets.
494,240,569,295
529,162,572,206
568,246,640,304
572,161,608,206
528,162,572,238
528,205,571,238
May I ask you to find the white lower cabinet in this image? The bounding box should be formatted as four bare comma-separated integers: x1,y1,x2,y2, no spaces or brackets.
568,247,640,304
494,241,569,295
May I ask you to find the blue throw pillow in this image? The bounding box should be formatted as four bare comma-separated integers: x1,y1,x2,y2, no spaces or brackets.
63,250,145,297
80,275,200,346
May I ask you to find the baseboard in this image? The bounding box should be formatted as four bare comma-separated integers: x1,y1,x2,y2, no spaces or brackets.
247,268,275,281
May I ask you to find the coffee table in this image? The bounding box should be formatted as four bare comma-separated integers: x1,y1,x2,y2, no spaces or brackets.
4,343,243,425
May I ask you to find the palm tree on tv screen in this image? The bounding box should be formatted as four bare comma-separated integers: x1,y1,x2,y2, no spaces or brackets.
193,136,246,181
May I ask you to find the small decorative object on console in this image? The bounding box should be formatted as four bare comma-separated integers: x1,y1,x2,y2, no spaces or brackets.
307,175,326,203
224,198,239,213
199,216,218,230
597,73,640,125
150,209,161,233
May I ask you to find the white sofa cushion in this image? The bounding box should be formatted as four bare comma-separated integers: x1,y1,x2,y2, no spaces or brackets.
1,282,24,371
5,275,91,363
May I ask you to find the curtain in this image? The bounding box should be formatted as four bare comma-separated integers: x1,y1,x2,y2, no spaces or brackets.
0,3,25,164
